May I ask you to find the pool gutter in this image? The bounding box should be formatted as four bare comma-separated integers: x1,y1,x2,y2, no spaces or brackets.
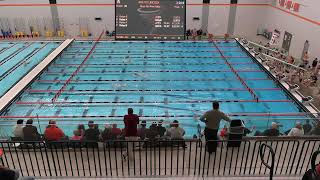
235,38,318,119
0,39,74,115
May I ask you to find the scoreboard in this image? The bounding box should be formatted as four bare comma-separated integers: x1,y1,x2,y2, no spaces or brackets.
115,0,186,40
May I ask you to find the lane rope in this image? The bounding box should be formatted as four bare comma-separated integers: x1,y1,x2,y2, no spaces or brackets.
51,31,104,103
212,41,259,102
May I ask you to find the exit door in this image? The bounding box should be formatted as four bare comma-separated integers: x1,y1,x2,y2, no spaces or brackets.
282,31,292,52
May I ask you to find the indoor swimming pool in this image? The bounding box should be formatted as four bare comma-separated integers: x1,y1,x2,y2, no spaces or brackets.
0,40,312,137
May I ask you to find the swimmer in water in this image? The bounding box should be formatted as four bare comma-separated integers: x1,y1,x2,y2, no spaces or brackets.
112,83,127,88
133,72,146,77
123,56,132,64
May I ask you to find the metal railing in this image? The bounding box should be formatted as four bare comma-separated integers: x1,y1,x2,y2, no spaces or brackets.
0,137,319,178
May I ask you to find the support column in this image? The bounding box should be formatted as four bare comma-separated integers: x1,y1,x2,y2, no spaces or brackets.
201,0,210,33
49,0,60,33
227,0,237,35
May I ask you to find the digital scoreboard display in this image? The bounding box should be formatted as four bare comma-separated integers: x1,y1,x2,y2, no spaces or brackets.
115,0,186,40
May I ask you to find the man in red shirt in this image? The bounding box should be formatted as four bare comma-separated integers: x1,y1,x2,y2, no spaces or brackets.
123,108,139,161
44,120,65,141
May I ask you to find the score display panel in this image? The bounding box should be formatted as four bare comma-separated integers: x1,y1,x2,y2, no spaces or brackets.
115,0,186,40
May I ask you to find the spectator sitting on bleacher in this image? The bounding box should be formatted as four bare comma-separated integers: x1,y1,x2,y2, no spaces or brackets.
77,124,85,137
71,130,82,141
287,122,304,137
84,121,100,141
111,124,122,139
44,120,65,141
146,122,159,140
23,119,41,141
310,122,320,135
101,124,112,141
137,120,147,140
157,120,166,137
13,119,24,139
312,58,318,69
219,125,228,139
303,120,313,135
262,122,280,136
166,120,185,140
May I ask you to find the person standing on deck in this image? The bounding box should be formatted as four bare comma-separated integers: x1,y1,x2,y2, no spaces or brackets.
200,101,231,154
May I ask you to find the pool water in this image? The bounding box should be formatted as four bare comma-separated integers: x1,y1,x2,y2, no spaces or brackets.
0,41,60,97
0,41,311,137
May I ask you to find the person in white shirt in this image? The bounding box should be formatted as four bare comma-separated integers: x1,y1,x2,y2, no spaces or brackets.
166,120,185,140
288,122,304,137
13,119,24,139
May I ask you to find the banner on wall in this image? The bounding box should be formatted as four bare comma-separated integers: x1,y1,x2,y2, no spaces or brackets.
278,0,300,12
269,29,281,45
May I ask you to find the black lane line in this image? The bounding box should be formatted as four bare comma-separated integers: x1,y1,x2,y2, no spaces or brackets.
0,43,49,81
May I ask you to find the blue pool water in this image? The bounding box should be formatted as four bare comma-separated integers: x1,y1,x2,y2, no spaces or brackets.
0,41,311,137
0,41,60,97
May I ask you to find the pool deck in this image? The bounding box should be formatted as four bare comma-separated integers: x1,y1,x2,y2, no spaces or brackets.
0,39,74,113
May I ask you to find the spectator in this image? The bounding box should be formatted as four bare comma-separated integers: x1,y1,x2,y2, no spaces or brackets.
84,121,100,141
71,130,82,141
200,101,231,153
77,124,85,137
166,120,185,140
146,122,159,140
137,120,147,140
23,119,41,141
302,52,310,68
0,165,19,180
44,120,65,141
12,119,24,139
186,29,191,40
123,108,139,161
111,124,122,138
312,58,318,69
303,120,313,134
310,122,320,135
262,122,280,136
157,120,166,137
219,125,228,139
288,122,304,137
101,124,112,141
224,33,229,42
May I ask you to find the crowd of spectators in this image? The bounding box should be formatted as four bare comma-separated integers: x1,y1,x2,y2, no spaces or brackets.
252,120,320,137
254,41,319,88
11,109,186,143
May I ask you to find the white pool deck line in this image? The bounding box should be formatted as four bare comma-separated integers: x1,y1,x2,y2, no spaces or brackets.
0,39,74,112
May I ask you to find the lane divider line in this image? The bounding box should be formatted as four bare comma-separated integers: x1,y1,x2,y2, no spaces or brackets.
15,99,294,105
0,113,309,119
26,88,282,93
212,41,259,102
51,31,104,102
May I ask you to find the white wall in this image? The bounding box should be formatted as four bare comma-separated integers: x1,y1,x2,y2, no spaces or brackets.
0,0,51,35
186,0,202,30
56,0,114,37
264,0,320,59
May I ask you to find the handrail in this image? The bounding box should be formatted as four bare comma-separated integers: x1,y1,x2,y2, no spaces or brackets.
247,40,287,57
259,143,275,180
